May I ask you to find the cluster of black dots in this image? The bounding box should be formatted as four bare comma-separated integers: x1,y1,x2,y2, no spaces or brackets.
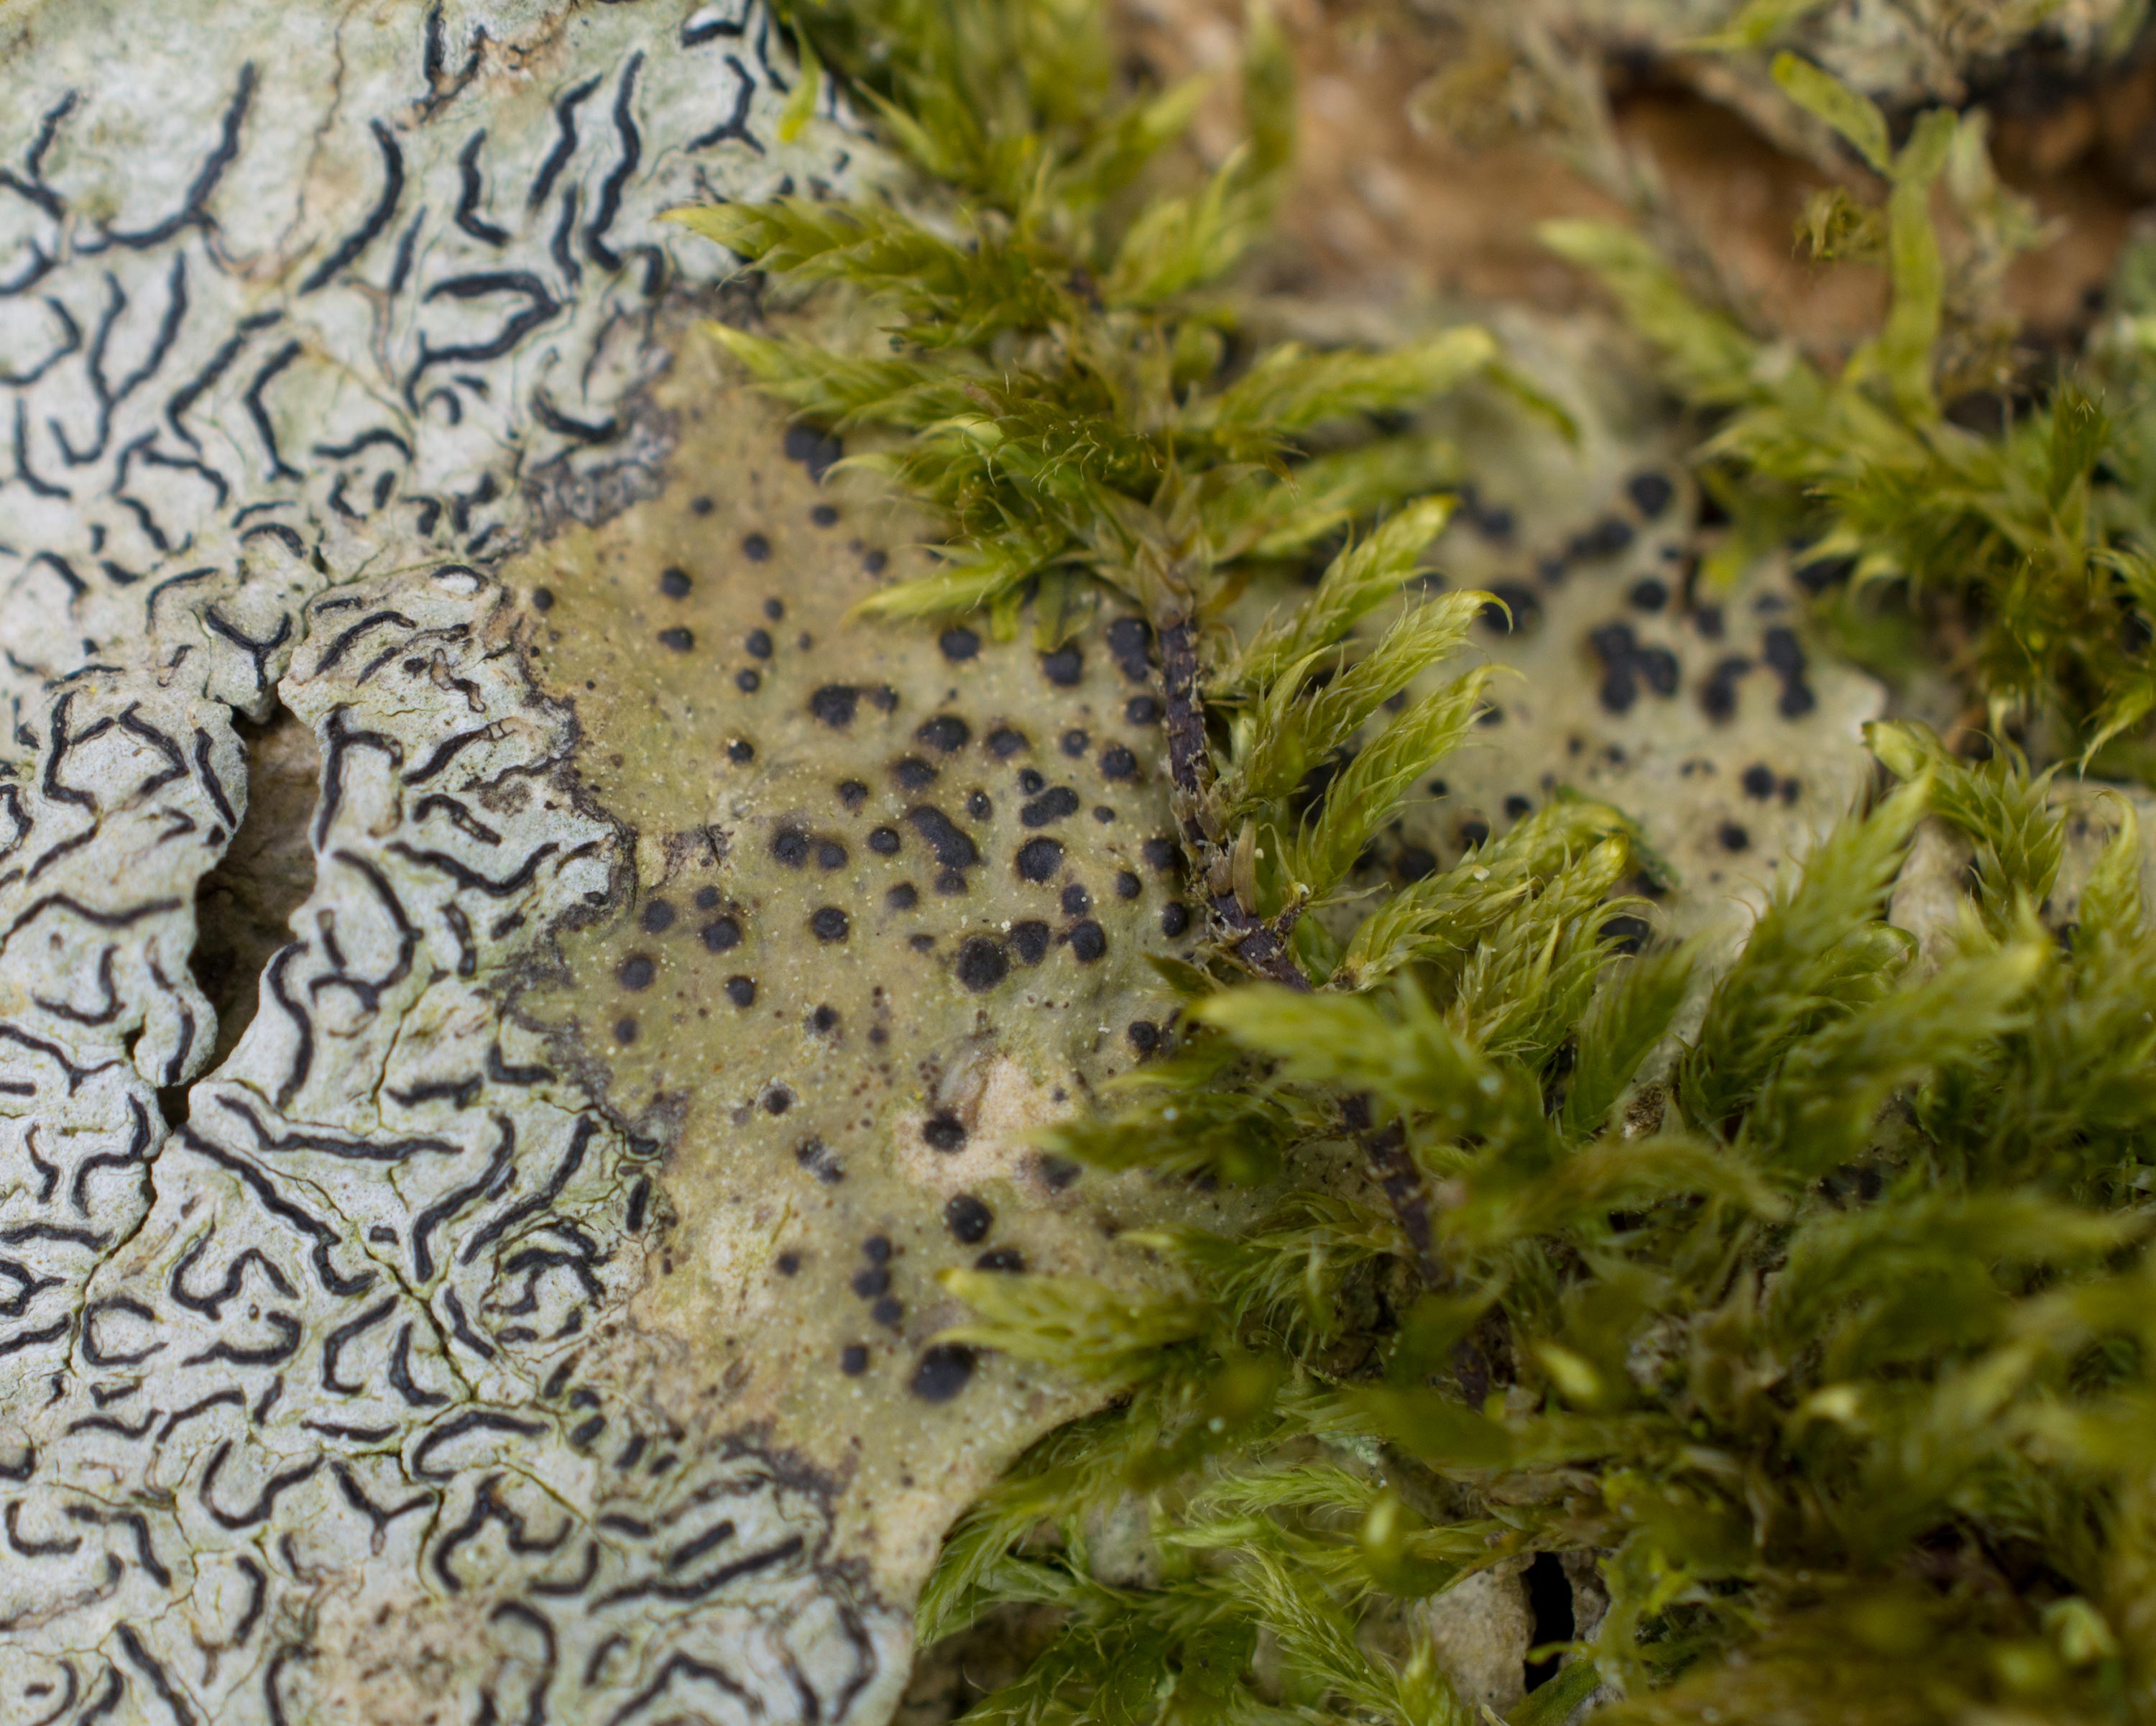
767,625,1192,998
577,621,1195,1040
1462,468,1823,727
604,883,746,1045
771,1223,979,1402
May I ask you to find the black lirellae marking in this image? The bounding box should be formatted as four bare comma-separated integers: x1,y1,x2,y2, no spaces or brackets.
320,1297,398,1395
69,1097,152,1216
414,794,500,847
264,943,314,1109
112,249,193,408
169,1234,295,1321
0,1317,71,1360
0,1022,121,1093
41,691,94,812
243,339,305,480
534,388,621,443
683,3,750,45
165,307,276,452
22,827,92,893
549,183,581,289
584,52,645,273
530,74,602,208
116,703,186,794
442,1287,495,1359
388,1072,483,1108
410,1410,548,1481
218,1093,454,1163
0,786,28,865
389,1323,449,1409
418,2,489,119
111,1625,195,1726
300,121,406,294
689,56,765,153
0,297,81,389
4,1500,80,1557
181,1310,302,1368
158,1390,246,1443
308,851,420,1013
178,1128,375,1297
599,1533,806,1607
191,727,236,825
4,1221,107,1251
77,1303,157,1372
407,272,561,401
13,399,70,500
387,837,559,896
433,1481,573,1592
453,130,510,245
20,1130,58,1205
34,945,118,1025
331,1466,430,1540
91,63,254,252
403,722,499,784
198,1441,323,1533
460,1117,596,1266
202,605,293,693
486,1046,550,1088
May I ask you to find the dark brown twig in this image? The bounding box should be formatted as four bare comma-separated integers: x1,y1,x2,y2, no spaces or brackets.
1160,618,1310,990
1155,612,1443,1289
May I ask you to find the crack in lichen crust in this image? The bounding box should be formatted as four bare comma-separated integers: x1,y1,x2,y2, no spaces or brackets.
0,2,935,1721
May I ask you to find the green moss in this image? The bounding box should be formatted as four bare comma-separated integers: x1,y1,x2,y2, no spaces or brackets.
672,8,2156,1725
1544,53,2156,769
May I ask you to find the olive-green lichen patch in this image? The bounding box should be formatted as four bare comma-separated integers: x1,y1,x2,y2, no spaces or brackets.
512,340,1228,1593
1373,318,1884,971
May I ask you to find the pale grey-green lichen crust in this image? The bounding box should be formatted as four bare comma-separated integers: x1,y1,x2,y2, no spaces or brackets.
0,4,911,1722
